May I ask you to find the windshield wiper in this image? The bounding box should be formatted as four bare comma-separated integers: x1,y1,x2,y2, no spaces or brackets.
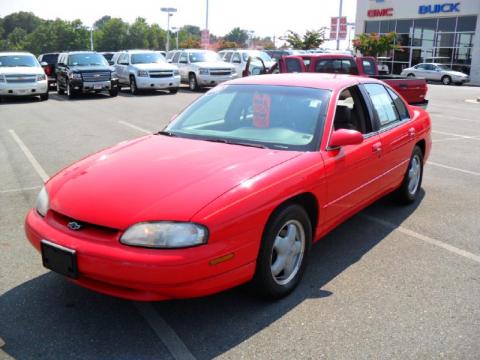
202,138,267,148
156,130,177,137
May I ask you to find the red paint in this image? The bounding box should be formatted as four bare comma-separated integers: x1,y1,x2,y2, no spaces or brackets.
367,8,394,17
25,74,432,301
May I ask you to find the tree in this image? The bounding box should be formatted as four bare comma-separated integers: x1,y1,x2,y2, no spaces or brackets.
6,27,27,50
352,32,399,57
94,15,112,29
180,36,200,49
217,39,238,50
127,17,150,49
224,27,248,47
94,18,129,51
148,24,166,50
282,28,326,50
2,12,42,37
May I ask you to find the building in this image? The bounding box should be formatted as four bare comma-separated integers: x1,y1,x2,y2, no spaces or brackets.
354,0,480,84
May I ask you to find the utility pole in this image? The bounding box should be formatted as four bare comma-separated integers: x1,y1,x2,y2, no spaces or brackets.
336,0,343,50
206,0,209,31
90,27,94,51
161,7,177,52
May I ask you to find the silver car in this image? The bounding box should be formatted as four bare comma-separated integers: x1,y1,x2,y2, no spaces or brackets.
401,63,469,85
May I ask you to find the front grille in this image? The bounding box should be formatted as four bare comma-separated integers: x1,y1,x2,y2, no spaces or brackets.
150,71,174,78
210,70,231,76
5,74,36,83
81,72,111,82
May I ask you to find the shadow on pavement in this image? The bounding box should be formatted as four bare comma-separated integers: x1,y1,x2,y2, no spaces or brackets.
0,192,424,360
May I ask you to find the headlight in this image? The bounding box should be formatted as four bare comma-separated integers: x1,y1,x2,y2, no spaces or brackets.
36,73,46,81
69,72,82,80
120,222,208,248
35,186,49,217
173,69,180,76
199,68,209,75
137,70,149,77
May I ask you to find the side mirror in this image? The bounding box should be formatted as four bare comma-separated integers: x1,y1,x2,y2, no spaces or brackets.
329,129,364,148
108,60,114,65
40,61,48,67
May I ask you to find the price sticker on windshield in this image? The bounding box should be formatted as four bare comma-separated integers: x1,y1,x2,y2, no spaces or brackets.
252,93,271,128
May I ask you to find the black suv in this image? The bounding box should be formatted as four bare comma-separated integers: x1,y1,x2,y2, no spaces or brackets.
56,51,118,98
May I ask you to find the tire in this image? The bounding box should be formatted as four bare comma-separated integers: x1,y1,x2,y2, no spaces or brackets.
441,75,452,85
189,73,199,91
57,81,65,95
393,145,423,204
130,76,139,95
407,73,415,78
169,88,178,94
66,81,76,99
249,203,312,299
40,92,49,101
109,85,118,97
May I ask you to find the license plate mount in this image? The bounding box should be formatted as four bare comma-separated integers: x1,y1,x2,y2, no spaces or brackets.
41,240,78,279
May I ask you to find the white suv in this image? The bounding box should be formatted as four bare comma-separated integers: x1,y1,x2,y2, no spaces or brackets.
171,49,236,91
0,52,48,102
218,50,276,78
114,50,180,94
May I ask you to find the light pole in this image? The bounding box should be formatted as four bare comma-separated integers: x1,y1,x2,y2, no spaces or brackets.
205,0,209,31
90,26,94,51
172,27,180,50
336,0,343,50
161,7,177,52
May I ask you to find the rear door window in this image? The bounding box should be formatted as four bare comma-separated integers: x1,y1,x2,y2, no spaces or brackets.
363,83,401,128
314,59,359,75
362,59,376,75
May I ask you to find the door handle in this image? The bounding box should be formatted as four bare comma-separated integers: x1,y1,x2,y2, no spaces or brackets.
372,142,382,153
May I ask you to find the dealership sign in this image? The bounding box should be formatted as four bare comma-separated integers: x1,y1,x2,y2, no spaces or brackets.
418,2,460,14
367,8,393,17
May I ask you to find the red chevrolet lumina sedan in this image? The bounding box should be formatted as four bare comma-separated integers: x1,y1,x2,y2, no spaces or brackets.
25,73,431,301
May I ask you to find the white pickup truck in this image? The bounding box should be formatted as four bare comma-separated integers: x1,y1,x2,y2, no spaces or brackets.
171,49,237,91
0,52,49,102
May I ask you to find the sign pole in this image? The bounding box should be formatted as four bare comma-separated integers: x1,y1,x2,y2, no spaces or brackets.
336,0,343,50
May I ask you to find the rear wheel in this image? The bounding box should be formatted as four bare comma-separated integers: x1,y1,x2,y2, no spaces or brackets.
393,145,423,204
249,204,311,299
57,81,65,95
189,73,199,91
442,75,452,85
407,73,415,78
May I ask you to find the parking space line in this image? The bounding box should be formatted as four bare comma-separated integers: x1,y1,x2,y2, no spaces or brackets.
118,120,152,134
431,113,479,123
431,130,478,139
0,185,41,194
8,129,49,182
432,136,480,143
363,215,480,264
428,161,480,176
135,303,196,360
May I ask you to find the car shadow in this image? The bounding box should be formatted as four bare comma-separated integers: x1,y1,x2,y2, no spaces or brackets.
0,96,45,105
117,88,176,97
49,92,113,102
0,191,425,360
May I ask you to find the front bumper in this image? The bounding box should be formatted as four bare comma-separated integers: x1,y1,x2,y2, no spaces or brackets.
197,74,237,86
136,75,180,90
453,77,470,83
0,80,48,96
25,209,256,301
70,79,118,93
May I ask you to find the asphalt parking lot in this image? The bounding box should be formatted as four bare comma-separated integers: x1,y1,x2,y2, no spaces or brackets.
1,84,479,360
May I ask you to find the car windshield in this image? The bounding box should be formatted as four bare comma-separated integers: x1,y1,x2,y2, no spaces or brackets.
165,84,330,151
68,53,108,66
0,55,39,67
131,53,166,64
242,51,273,63
189,51,221,63
41,54,59,64
436,64,452,71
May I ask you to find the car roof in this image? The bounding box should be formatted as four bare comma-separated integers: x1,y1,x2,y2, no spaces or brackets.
62,51,98,55
0,52,35,56
226,73,383,90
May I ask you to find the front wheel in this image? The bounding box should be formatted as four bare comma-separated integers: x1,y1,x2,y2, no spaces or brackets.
249,204,312,299
130,76,139,95
442,75,452,85
109,85,118,97
66,81,76,99
189,73,199,91
169,88,178,94
39,92,49,101
393,145,423,204
57,81,65,95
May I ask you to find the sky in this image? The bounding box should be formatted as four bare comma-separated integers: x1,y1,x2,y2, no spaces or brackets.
0,0,357,48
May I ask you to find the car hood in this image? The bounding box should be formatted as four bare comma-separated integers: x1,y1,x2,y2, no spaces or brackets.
193,61,235,70
0,67,44,75
47,135,302,229
132,62,178,71
69,65,113,72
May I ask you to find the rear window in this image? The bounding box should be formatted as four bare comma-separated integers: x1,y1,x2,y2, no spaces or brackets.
314,59,359,75
41,54,59,64
362,59,376,75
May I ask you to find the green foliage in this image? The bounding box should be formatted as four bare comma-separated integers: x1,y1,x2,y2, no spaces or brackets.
224,27,249,48
94,18,129,51
7,28,27,50
180,37,201,49
2,12,42,37
282,29,326,50
127,17,150,49
218,40,238,50
352,32,399,57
